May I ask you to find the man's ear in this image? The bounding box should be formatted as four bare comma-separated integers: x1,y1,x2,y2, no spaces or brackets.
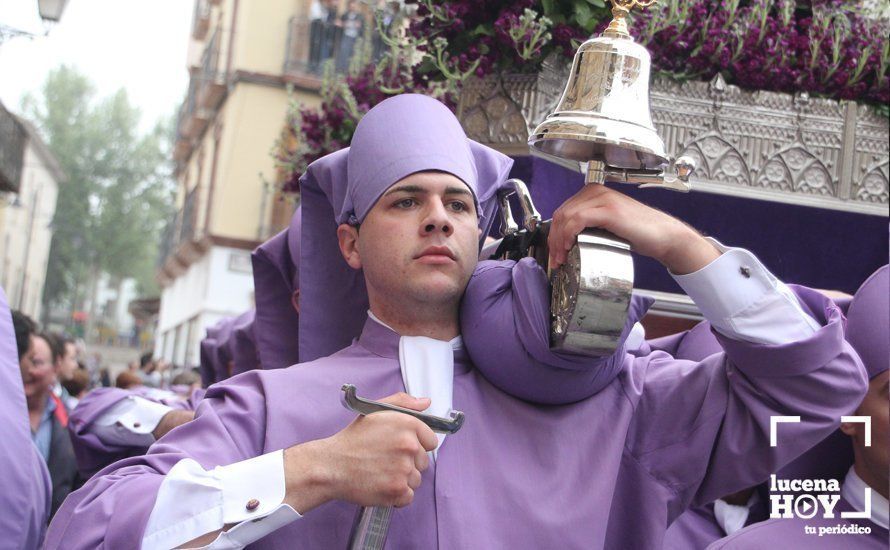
840,421,858,437
337,223,362,269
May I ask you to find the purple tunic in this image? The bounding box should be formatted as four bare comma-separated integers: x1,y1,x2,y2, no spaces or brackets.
0,286,51,550
198,336,218,388
68,387,205,478
201,317,232,387
708,498,888,549
46,285,865,549
642,316,722,361
210,317,235,382
664,503,730,550
226,309,260,377
251,208,302,371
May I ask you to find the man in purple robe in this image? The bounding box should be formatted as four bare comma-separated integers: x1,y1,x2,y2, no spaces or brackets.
708,265,888,549
0,287,51,550
46,94,865,549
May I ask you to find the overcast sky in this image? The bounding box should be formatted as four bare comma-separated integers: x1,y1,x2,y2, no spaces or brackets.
0,0,193,131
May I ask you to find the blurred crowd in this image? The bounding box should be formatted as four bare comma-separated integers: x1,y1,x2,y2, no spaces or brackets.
11,309,202,519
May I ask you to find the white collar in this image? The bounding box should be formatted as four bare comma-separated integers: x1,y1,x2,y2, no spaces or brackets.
366,310,463,349
843,466,889,529
367,311,457,458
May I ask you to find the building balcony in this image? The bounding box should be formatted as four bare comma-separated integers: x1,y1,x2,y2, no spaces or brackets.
0,102,26,193
191,0,211,41
283,10,389,84
173,133,192,164
157,187,207,283
182,109,210,140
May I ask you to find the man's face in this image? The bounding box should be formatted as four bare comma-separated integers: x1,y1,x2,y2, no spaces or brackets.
339,171,481,309
20,336,56,400
843,371,889,491
56,341,78,381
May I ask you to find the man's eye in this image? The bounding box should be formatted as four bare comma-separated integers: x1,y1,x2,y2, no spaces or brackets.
449,201,468,212
395,198,417,208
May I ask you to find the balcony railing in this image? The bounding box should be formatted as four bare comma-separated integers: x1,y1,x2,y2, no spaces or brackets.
197,29,227,111
0,102,26,193
156,216,178,270
284,7,388,78
157,186,202,272
180,187,198,243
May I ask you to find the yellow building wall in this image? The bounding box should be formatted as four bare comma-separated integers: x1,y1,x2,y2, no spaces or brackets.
232,0,298,76
171,0,324,245
210,83,289,240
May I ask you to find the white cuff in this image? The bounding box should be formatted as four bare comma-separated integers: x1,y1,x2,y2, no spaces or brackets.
672,238,819,345
713,492,758,535
143,450,301,550
93,396,174,447
197,505,300,549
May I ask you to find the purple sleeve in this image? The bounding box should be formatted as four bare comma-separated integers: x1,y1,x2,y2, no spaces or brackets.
461,258,651,404
68,387,204,478
46,371,269,549
643,320,717,358
68,387,134,477
625,286,867,515
663,504,725,550
0,287,51,550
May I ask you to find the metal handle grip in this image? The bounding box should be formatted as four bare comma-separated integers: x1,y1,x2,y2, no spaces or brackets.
340,384,464,434
340,384,466,550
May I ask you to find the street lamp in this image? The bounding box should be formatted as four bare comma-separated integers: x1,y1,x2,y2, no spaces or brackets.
37,0,68,22
0,0,69,43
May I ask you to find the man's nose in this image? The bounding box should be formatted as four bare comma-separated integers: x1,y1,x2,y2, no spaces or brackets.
421,200,452,236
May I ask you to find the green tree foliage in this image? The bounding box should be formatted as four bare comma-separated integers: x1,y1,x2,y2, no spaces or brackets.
20,65,174,320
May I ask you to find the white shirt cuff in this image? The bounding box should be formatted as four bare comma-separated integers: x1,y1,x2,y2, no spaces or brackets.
93,396,174,447
672,238,820,345
143,450,301,550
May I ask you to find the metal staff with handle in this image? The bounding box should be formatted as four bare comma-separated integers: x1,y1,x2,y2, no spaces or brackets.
340,384,465,550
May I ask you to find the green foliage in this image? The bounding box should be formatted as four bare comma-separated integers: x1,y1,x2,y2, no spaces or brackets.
20,65,174,316
542,0,611,34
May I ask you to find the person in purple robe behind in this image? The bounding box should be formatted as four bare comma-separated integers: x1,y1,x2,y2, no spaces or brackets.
226,309,261,377
251,205,302,371
67,386,204,478
656,289,860,549
46,94,866,549
0,286,51,550
198,331,220,388
708,265,888,549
